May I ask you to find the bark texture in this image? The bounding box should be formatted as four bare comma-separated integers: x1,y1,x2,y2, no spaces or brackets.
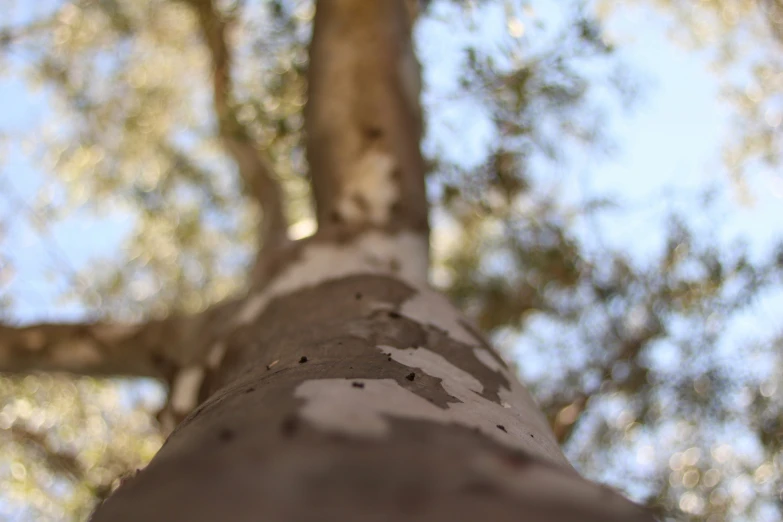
305,0,429,234
92,273,652,522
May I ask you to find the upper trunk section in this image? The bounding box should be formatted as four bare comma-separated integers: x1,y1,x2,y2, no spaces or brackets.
305,0,429,237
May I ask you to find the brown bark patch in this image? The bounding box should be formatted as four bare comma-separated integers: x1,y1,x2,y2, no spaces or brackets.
94,418,652,522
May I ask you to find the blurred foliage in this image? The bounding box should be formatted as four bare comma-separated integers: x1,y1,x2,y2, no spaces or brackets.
0,0,782,520
0,375,163,521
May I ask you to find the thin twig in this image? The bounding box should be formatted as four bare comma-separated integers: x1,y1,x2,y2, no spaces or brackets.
183,0,289,256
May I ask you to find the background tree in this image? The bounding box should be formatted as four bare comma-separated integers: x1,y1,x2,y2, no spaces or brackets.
0,0,781,520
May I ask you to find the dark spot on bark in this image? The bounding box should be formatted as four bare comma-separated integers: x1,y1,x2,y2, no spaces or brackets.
352,381,365,389
218,428,234,442
387,356,392,362
355,292,362,300
496,424,507,433
364,126,383,139
330,210,342,223
244,387,255,394
530,434,534,438
388,311,401,319
406,372,416,381
281,415,299,437
299,356,308,364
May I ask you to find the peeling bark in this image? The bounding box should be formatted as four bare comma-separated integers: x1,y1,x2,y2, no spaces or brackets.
91,273,652,522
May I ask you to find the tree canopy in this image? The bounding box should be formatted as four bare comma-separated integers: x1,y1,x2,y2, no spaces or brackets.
0,0,781,520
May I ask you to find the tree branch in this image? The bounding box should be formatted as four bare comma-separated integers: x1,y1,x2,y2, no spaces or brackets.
0,299,242,378
0,317,175,378
305,0,429,236
0,297,246,432
183,0,289,255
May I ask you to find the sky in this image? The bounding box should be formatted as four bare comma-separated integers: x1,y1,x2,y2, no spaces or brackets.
1,1,782,520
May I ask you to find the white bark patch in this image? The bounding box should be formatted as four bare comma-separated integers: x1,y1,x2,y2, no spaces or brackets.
237,231,428,325
383,345,566,466
51,340,101,367
399,287,477,346
381,345,483,395
337,149,398,225
170,366,204,413
296,378,455,437
295,346,569,468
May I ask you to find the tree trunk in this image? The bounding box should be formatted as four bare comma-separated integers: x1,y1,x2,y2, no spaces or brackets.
91,265,651,521
45,0,654,519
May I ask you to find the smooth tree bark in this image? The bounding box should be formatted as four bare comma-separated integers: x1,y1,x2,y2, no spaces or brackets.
1,1,654,520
